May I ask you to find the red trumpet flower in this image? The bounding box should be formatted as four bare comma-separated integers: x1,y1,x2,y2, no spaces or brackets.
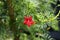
23,16,35,27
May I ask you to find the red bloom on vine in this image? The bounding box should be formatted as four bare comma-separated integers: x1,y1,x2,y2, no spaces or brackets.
23,16,35,27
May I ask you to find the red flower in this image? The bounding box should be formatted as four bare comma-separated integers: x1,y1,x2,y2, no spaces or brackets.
23,16,35,27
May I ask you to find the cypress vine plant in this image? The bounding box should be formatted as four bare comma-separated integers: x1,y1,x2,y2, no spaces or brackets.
0,0,60,40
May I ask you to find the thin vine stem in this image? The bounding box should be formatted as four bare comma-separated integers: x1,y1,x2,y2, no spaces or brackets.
36,11,60,22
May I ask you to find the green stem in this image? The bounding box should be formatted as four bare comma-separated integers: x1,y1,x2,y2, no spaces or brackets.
27,27,35,40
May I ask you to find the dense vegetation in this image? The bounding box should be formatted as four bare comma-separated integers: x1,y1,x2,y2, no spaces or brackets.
0,0,59,40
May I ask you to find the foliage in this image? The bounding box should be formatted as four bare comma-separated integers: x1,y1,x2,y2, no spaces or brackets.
0,0,59,40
